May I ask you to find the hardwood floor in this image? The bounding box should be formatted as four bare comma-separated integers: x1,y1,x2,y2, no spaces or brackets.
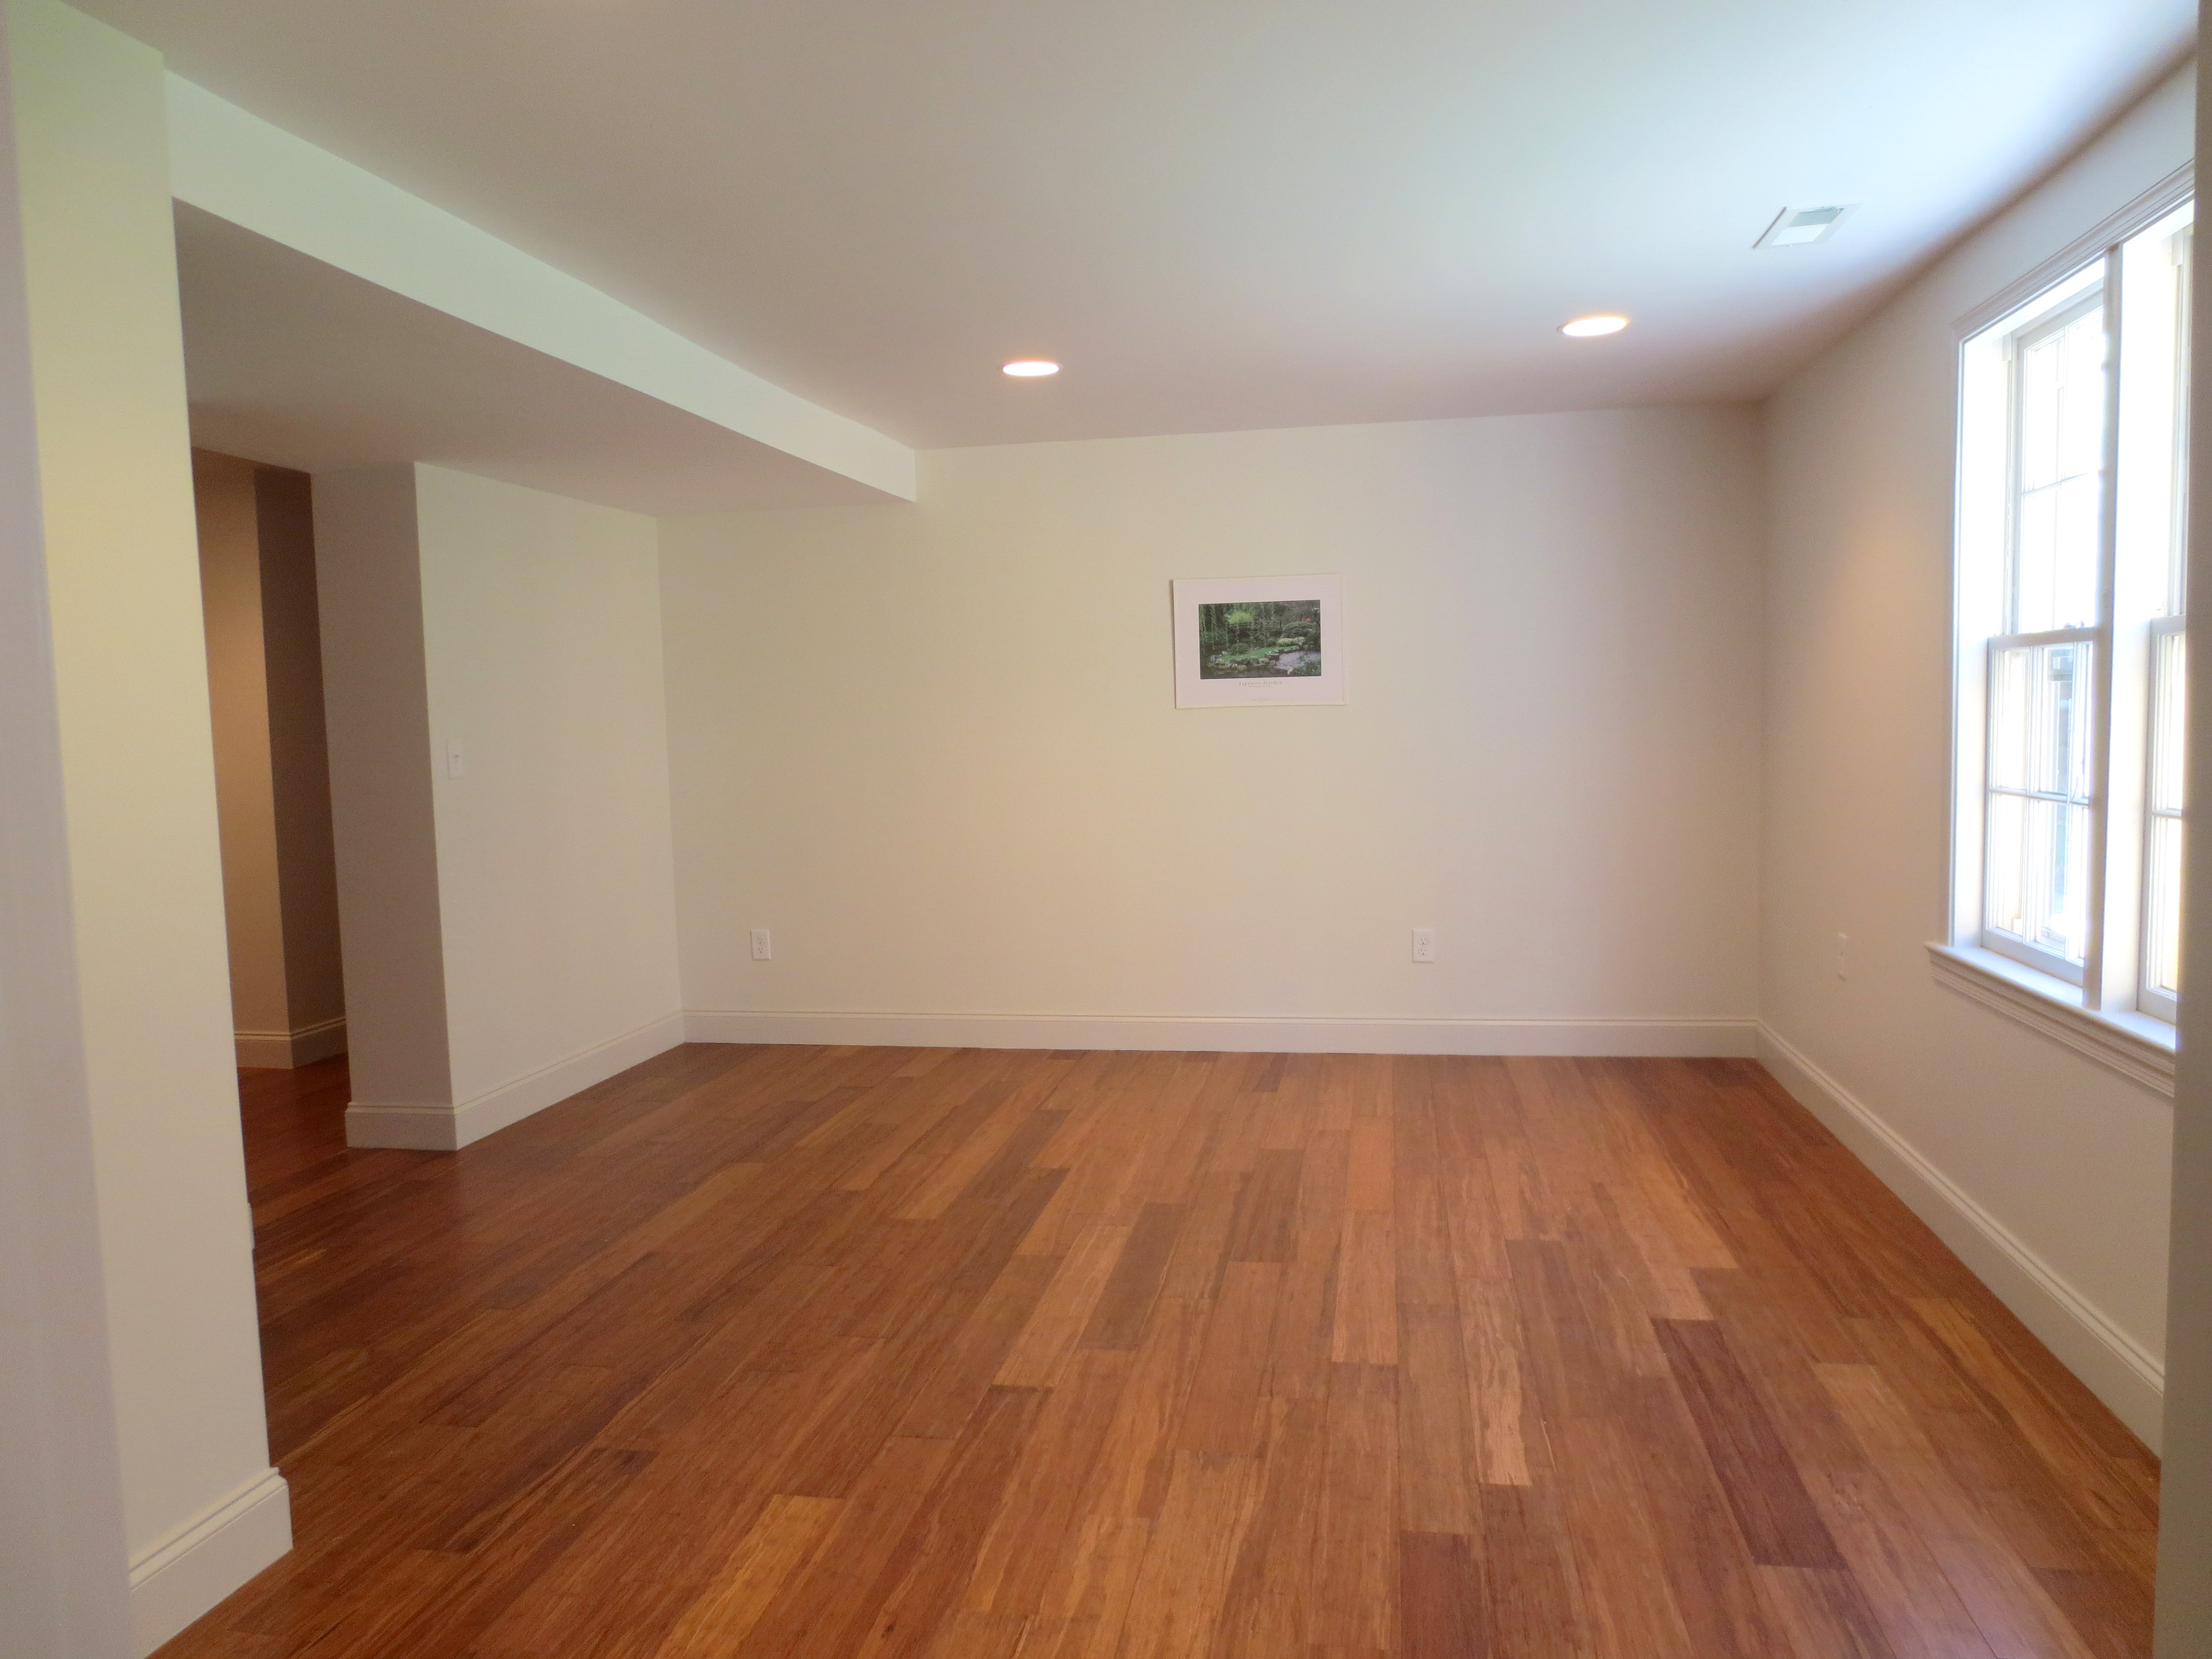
164,1046,2157,1658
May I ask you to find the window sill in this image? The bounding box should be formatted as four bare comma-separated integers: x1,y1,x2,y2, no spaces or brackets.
1926,943,2175,1097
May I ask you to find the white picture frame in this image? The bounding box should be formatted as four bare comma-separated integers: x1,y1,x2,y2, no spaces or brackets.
1171,575,1346,708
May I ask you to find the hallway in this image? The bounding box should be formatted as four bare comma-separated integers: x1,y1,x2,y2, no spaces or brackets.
164,1046,2156,1657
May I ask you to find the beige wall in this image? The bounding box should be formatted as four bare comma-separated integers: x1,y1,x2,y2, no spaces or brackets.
194,451,286,1036
193,448,345,1067
321,463,682,1150
255,462,346,1054
661,407,1764,1051
9,0,287,1648
1760,65,2194,1447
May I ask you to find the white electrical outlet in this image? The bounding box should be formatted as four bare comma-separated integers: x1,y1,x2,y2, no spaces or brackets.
1836,931,1849,980
1411,928,1438,963
751,927,772,962
445,737,467,779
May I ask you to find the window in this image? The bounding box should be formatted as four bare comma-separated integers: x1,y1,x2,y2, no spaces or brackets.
1953,192,2192,1034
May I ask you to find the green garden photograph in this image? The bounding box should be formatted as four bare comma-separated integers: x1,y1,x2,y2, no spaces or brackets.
1197,598,1324,678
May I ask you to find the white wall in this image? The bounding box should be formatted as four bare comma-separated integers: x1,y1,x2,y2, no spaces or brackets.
8,0,288,1648
0,4,134,1652
1760,64,2194,1447
418,465,684,1110
662,407,1764,1053
323,463,684,1150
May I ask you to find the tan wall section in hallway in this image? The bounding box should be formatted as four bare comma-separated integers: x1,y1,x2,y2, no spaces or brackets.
193,448,346,1069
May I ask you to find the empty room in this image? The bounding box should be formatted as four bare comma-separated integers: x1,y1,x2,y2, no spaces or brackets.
8,0,2212,1656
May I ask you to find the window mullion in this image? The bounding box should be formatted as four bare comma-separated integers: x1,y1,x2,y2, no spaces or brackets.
2141,614,2187,1020
1988,626,2099,649
2081,247,2126,1009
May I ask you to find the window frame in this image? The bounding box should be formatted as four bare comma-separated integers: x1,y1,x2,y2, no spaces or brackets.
1947,165,2193,1067
2141,614,2185,1023
1980,625,2100,983
2001,285,2111,640
2139,220,2191,1023
1971,261,2118,986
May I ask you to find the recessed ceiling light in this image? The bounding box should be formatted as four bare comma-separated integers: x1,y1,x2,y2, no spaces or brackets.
1002,359,1060,377
1560,314,1629,338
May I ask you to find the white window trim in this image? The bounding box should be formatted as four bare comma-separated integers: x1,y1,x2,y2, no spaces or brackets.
1955,165,2193,338
2140,614,2186,1024
1927,943,2175,1096
1941,162,2192,1085
1979,625,2099,984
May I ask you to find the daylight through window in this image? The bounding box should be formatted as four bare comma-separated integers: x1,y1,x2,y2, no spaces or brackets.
1955,194,2193,1025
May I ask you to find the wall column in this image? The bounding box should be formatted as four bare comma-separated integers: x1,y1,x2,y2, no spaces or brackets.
0,3,133,1653
2153,14,2212,1652
314,462,683,1153
8,1,288,1649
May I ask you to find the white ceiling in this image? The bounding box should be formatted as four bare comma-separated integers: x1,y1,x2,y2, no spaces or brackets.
174,204,890,513
96,0,2196,450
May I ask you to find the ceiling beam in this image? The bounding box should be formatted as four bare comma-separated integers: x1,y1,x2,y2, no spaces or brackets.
164,74,915,503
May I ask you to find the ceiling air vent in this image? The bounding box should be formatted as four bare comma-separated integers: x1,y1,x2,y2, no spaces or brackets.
1755,204,1858,249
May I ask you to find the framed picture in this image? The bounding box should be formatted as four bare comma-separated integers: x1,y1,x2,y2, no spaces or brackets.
1171,575,1346,708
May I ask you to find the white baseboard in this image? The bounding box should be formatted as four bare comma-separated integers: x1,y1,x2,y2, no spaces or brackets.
234,1016,347,1070
129,1467,290,1657
1756,1024,2165,1448
683,1009,1758,1058
345,1011,687,1151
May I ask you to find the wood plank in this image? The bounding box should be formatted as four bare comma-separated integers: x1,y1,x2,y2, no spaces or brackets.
1113,1451,1262,1659
1395,1302,1478,1535
1908,1296,2158,1536
964,1349,1137,1619
1309,1362,1398,1652
896,1253,1062,1439
1223,1148,1303,1264
1212,1396,1329,1658
996,1222,1133,1388
1015,1512,1151,1659
1172,1261,1281,1456
1755,1566,1900,1659
1345,1118,1394,1214
1654,1318,1845,1570
736,1433,959,1658
1616,1370,1788,1659
1476,1480,1585,1659
1078,1202,1183,1352
1329,1210,1397,1366
1817,1363,2099,1659
850,1386,1050,1659
651,1495,843,1658
1399,1530,1486,1659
